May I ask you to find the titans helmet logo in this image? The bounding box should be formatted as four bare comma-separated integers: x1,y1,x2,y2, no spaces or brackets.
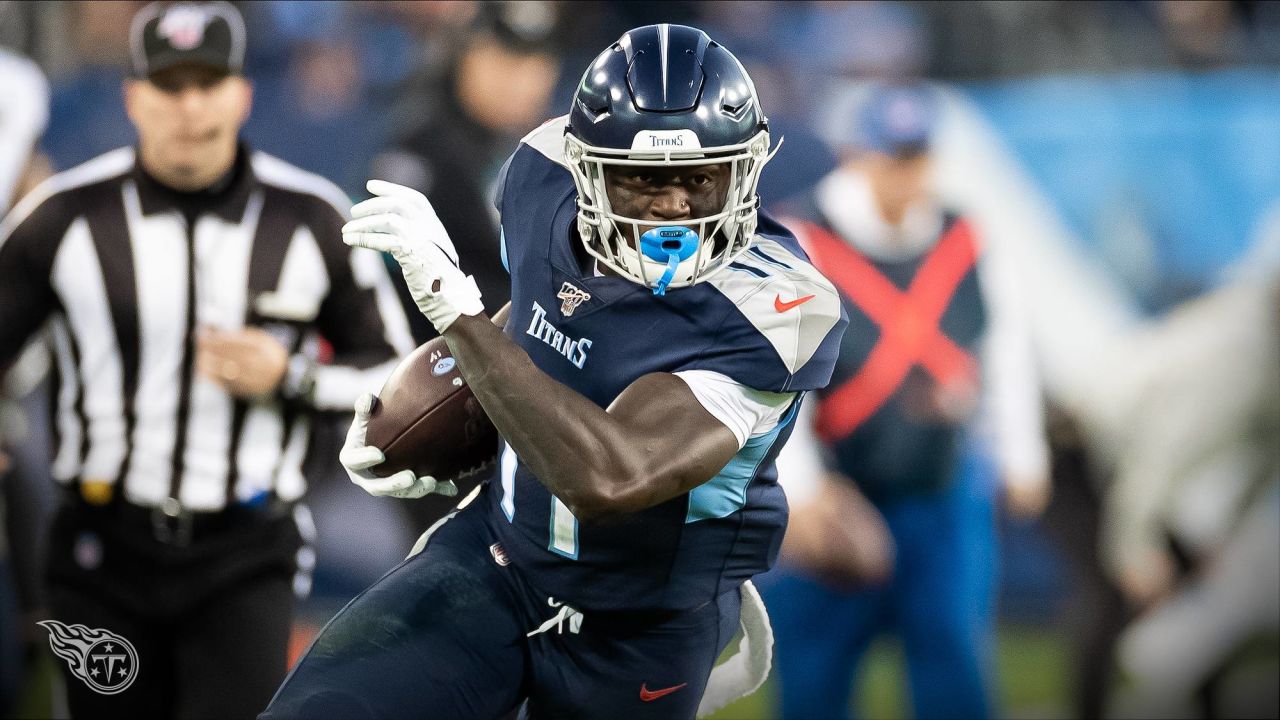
38,620,140,695
556,282,591,317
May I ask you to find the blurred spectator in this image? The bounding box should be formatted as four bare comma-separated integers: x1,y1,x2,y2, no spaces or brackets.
800,1,929,81
700,2,838,205
1037,404,1133,719
1156,0,1255,69
920,0,1280,80
0,3,412,715
0,48,50,214
39,1,142,170
238,1,417,196
365,0,561,535
0,44,52,720
903,43,1279,718
1103,273,1279,717
759,84,1050,720
371,0,562,342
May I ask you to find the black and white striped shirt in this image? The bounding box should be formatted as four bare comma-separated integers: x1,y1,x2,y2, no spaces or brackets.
0,145,413,510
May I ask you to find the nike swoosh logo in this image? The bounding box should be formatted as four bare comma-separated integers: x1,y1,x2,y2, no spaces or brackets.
774,293,816,313
639,682,688,702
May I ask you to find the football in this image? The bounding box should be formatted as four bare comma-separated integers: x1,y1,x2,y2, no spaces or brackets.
364,336,499,480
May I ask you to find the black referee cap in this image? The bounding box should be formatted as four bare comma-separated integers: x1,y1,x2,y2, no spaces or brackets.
473,1,562,54
129,1,246,78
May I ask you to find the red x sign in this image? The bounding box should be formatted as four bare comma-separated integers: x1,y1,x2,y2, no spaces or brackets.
795,220,980,442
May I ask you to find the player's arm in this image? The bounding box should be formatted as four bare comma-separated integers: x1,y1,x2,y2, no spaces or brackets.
342,181,737,515
446,314,738,519
303,245,416,410
0,193,63,374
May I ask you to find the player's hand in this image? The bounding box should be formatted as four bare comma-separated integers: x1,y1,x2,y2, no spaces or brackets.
781,474,894,589
196,326,289,398
1116,547,1176,609
342,180,484,334
340,393,459,499
1002,471,1052,519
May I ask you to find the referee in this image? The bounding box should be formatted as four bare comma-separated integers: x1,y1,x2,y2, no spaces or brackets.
0,3,412,717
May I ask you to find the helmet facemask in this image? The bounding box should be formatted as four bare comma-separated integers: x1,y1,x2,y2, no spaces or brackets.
565,129,774,295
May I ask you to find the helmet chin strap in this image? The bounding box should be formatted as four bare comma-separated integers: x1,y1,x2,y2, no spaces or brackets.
639,226,699,296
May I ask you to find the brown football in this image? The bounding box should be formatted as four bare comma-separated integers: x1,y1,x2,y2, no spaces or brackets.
364,336,499,480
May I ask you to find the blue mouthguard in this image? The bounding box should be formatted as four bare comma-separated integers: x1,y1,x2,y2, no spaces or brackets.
639,226,699,296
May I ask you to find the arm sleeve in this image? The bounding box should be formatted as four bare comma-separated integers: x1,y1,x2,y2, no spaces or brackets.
308,200,416,410
673,369,796,448
976,248,1050,486
0,191,64,372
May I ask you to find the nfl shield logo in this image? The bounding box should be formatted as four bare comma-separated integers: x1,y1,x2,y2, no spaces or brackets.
158,6,213,50
489,543,510,566
556,283,591,317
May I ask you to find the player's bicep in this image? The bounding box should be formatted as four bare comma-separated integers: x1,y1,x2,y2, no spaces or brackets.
606,372,741,501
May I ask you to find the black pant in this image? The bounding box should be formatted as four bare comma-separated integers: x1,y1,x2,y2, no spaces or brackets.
43,498,301,719
264,497,739,720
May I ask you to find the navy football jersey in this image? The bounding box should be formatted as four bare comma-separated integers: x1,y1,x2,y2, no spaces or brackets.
483,117,846,612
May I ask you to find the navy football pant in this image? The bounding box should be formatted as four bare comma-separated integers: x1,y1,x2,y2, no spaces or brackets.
261,495,740,720
757,452,999,720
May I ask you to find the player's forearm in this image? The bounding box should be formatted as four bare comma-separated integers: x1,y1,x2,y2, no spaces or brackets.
443,314,660,519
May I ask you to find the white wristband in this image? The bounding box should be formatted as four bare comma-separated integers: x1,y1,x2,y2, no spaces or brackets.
418,274,485,334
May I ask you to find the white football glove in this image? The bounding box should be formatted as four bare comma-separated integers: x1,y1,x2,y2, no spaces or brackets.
339,393,459,499
342,180,484,334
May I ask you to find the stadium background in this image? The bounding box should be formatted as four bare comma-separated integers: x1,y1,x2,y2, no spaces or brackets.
2,1,1277,718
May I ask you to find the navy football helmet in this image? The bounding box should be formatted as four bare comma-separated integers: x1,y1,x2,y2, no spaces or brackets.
565,24,774,294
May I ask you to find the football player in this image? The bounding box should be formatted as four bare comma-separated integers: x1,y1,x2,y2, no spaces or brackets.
262,25,846,720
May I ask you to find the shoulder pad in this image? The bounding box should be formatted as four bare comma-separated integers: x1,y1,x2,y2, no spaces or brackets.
518,115,571,169
707,234,843,375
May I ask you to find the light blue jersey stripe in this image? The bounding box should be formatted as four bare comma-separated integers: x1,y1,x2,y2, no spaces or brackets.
686,399,799,523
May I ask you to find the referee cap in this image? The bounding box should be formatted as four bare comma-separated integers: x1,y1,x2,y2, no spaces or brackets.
854,84,937,157
472,1,563,54
129,1,246,78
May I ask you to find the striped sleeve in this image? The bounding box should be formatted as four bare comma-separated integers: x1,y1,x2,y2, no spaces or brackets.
0,186,72,371
303,194,414,410
251,153,414,411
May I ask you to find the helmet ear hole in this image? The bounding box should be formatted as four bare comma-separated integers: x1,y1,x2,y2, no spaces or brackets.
580,99,610,121
721,100,750,120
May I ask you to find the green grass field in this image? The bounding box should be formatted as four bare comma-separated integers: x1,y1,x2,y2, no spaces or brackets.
708,624,1070,720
